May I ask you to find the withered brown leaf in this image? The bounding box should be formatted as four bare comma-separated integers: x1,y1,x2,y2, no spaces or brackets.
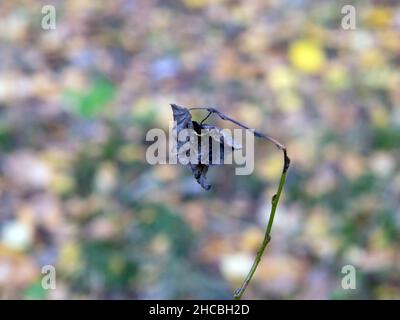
171,104,241,190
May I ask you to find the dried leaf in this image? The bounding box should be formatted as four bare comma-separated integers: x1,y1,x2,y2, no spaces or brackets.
171,103,193,151
172,104,212,190
171,104,242,190
190,163,211,190
201,124,243,150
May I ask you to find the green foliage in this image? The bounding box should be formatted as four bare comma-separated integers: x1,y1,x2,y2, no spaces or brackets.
24,281,47,300
63,77,116,118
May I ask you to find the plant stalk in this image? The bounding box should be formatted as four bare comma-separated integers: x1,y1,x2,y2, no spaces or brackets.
233,150,289,300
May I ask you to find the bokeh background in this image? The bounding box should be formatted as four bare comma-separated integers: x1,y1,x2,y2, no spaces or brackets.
1,0,400,299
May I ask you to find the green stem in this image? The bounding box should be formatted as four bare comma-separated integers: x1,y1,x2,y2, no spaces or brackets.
233,152,289,300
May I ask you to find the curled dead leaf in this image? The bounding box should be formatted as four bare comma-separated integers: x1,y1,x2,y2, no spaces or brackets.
171,104,241,190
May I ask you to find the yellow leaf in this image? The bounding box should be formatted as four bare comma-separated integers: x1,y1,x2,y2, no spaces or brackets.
268,65,298,91
325,64,349,90
59,242,81,272
370,106,389,128
364,7,392,28
240,227,263,252
259,152,283,181
276,89,302,112
182,0,208,9
360,50,384,67
289,39,326,74
51,173,75,194
305,207,329,237
368,227,389,250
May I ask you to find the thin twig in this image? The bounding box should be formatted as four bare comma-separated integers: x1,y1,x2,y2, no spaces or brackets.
233,153,288,300
189,107,290,299
189,107,286,150
200,111,212,125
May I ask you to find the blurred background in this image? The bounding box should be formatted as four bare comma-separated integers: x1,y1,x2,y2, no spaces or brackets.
0,0,400,299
